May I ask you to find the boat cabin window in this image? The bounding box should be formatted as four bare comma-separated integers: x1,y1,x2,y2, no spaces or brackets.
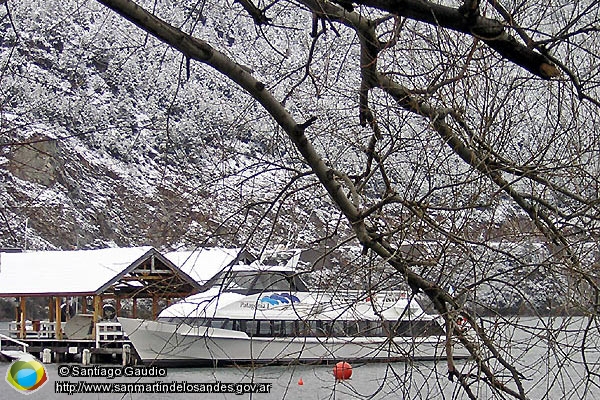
226,272,257,291
391,320,444,337
296,320,316,336
208,319,234,330
207,270,308,294
167,317,444,338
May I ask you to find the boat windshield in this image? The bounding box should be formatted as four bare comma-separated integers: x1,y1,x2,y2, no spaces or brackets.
208,270,308,294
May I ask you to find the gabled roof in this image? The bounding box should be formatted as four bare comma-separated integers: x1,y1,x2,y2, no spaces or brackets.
0,247,202,297
164,248,256,284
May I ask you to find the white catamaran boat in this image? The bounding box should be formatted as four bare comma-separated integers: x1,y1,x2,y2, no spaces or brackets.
119,263,467,366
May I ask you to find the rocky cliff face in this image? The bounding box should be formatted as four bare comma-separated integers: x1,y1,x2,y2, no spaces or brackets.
0,0,334,251
2,131,205,248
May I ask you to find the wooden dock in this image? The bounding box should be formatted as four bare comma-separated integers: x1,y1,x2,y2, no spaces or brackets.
0,320,137,364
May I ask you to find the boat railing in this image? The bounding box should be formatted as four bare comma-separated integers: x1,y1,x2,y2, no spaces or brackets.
311,289,410,303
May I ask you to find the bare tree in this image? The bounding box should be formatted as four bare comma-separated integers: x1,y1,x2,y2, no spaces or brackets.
2,0,600,398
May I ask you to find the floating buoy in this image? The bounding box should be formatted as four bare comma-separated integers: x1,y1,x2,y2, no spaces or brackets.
333,361,352,380
298,378,304,385
456,316,469,333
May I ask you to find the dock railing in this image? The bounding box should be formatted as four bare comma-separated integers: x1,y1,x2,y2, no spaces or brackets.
8,320,59,339
0,333,29,353
8,320,129,349
95,321,128,348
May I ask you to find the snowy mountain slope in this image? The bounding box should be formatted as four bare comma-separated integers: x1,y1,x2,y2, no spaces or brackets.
1,0,598,315
0,0,342,251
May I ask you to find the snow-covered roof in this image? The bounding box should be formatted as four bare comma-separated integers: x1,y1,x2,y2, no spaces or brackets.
0,246,163,296
164,248,242,284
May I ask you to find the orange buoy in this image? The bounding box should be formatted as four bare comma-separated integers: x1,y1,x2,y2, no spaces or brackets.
333,361,352,380
298,378,304,385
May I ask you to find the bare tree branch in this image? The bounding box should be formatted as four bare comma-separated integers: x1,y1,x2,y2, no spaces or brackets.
235,0,271,25
345,0,560,78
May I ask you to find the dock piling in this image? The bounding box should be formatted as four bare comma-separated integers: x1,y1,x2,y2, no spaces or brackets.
82,349,91,365
42,348,52,364
122,344,131,366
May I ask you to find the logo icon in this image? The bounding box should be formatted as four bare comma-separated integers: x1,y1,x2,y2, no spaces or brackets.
260,293,300,306
5,355,48,394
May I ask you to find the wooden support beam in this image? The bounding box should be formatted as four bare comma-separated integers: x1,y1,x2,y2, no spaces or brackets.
55,297,62,340
121,275,171,281
116,295,121,317
19,297,26,339
132,298,137,319
91,295,101,338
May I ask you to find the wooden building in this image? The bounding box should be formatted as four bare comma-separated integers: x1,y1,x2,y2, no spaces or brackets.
0,246,201,341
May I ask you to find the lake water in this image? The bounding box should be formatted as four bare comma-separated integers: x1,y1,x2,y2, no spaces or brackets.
1,317,599,399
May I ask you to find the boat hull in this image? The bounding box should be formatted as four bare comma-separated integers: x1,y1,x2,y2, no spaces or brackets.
119,318,467,367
